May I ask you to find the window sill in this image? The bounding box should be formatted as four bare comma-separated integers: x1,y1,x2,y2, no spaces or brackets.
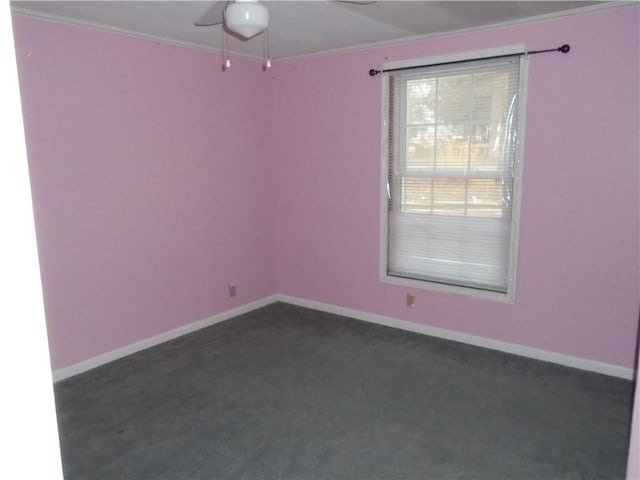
380,272,516,304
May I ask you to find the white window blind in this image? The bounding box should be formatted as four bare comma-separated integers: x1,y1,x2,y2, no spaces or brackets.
385,55,524,295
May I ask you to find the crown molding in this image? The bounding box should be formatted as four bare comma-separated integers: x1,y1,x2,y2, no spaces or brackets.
10,6,263,62
276,1,635,63
11,1,636,64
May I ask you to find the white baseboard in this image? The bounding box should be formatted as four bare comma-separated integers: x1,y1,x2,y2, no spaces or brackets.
275,294,635,380
52,295,279,382
53,293,635,382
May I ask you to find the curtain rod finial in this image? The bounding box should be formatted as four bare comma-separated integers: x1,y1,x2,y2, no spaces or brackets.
559,44,570,53
369,69,381,77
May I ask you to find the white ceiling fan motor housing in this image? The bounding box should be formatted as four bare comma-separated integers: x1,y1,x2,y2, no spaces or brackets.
225,0,269,39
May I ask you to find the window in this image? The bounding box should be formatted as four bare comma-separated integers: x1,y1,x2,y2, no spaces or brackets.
380,47,528,302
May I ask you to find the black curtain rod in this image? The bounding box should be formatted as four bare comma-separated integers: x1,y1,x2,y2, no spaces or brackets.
368,44,570,77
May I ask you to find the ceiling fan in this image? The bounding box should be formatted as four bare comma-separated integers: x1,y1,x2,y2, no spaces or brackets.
195,0,377,40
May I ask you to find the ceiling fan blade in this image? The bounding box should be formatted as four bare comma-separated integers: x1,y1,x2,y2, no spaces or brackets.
194,1,227,27
335,1,377,4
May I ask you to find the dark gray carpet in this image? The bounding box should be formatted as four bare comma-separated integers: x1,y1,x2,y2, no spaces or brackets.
53,302,634,479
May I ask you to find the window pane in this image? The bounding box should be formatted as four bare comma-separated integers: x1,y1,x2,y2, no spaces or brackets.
407,78,436,124
435,125,468,171
401,177,432,213
466,179,508,217
398,178,511,217
472,93,493,123
406,126,434,170
432,178,466,216
437,75,471,123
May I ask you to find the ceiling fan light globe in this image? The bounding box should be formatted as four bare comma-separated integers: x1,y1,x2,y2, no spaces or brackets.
225,2,269,39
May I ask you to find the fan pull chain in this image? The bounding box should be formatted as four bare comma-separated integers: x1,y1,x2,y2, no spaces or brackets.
222,28,231,71
263,28,272,71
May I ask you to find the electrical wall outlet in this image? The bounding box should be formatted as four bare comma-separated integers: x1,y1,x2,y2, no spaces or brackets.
406,292,415,308
228,283,236,298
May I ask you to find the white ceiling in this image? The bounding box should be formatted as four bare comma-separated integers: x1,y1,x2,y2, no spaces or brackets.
11,1,620,61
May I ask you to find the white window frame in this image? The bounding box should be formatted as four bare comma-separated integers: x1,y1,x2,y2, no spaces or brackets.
379,45,529,304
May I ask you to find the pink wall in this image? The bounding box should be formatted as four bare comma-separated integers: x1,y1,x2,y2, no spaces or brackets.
628,149,640,478
628,338,639,478
10,8,640,475
273,7,640,369
12,16,276,370
11,7,640,373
